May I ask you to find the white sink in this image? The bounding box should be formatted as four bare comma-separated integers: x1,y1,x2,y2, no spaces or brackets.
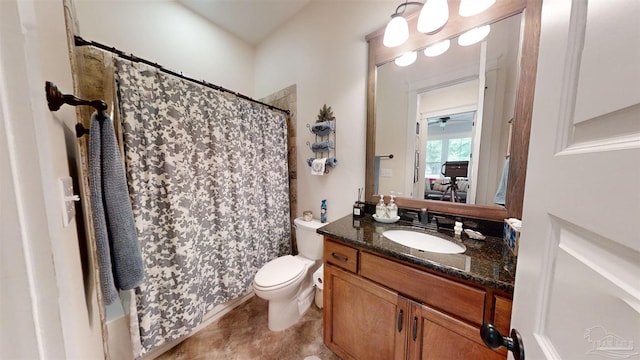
383,230,466,254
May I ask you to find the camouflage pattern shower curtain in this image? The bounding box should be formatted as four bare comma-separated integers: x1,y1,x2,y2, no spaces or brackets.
114,59,291,357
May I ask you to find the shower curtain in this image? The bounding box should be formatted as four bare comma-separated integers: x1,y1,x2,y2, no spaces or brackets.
114,59,291,356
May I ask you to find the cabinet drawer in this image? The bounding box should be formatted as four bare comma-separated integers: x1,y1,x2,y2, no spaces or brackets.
324,239,358,273
360,251,486,326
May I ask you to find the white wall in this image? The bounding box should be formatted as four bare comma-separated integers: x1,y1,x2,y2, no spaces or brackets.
0,0,104,358
254,1,393,221
75,0,255,96
420,80,479,115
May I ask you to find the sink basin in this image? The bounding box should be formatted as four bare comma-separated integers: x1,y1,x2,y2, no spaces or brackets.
383,230,466,254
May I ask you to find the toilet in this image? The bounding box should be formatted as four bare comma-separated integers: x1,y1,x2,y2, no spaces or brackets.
253,217,324,331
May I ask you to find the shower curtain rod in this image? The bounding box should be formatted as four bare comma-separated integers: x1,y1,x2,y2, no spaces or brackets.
74,35,290,116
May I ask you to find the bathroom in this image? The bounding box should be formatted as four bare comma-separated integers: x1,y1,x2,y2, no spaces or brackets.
2,0,638,359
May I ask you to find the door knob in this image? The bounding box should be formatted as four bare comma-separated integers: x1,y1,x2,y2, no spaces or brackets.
480,323,525,360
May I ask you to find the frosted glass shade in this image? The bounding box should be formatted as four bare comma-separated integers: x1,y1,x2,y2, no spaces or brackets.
459,0,496,17
395,51,418,67
424,39,451,57
383,16,409,47
417,0,449,34
458,25,491,46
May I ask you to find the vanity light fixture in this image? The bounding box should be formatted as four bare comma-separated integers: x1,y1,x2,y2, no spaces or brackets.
383,0,450,48
395,51,418,66
423,39,451,57
383,14,411,47
459,0,496,17
417,0,449,34
457,24,491,46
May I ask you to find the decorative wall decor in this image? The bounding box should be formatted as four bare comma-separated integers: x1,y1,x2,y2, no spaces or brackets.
307,104,337,175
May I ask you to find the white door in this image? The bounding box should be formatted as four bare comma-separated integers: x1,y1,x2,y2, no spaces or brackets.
510,0,640,359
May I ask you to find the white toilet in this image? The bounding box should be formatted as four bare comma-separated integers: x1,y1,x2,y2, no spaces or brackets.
253,217,324,331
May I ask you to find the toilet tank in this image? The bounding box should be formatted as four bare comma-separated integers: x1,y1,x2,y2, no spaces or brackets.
294,217,325,260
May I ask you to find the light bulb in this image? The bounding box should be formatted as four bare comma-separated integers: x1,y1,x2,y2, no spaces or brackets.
394,51,417,67
424,39,451,57
459,0,496,17
417,0,449,34
458,25,491,46
383,16,409,47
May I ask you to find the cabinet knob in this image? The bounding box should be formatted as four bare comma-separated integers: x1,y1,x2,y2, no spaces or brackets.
480,323,525,360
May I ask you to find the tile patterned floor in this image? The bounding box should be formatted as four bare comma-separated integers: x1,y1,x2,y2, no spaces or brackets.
156,296,340,360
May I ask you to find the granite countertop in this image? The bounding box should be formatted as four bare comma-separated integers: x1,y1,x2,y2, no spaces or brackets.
317,214,516,294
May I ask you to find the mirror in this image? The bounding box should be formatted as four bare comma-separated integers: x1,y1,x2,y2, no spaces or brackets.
375,14,522,207
365,0,541,221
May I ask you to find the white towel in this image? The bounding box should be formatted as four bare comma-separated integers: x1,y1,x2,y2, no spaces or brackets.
311,158,327,175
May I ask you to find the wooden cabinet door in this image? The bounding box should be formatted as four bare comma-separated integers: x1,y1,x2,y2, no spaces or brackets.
324,264,408,360
407,302,506,360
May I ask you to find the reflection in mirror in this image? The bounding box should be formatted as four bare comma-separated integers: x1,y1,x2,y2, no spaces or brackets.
374,13,522,207
423,110,474,203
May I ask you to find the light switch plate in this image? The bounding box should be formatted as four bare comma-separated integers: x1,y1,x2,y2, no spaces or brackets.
60,177,76,227
380,168,393,177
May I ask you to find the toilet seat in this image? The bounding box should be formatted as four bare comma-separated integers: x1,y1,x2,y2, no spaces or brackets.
254,255,306,290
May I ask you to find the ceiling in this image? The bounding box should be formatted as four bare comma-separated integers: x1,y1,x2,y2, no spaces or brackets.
178,0,312,46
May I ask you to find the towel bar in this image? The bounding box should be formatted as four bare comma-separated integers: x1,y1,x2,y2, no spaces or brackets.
45,81,107,137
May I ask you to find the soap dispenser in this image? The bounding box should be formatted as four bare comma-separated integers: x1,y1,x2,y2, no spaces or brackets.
388,195,398,218
375,195,387,218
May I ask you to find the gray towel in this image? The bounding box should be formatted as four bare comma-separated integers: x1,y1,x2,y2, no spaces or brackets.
89,112,144,304
310,120,335,136
311,140,334,153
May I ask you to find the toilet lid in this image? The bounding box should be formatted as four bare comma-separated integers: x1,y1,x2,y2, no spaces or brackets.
254,255,305,288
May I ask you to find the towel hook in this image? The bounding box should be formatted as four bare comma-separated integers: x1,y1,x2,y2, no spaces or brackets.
45,81,108,137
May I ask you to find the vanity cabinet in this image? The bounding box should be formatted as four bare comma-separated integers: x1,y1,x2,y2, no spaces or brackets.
323,238,510,360
408,302,504,360
324,264,408,359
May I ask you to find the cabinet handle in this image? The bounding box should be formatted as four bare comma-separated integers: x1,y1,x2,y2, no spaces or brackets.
331,252,348,262
480,323,525,360
397,310,403,332
412,316,418,341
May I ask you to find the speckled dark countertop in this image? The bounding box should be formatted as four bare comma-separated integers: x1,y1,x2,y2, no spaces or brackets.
317,214,516,294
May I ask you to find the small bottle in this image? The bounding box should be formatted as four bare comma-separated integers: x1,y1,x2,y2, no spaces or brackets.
375,195,386,218
388,195,398,218
353,188,365,218
321,199,327,223
454,221,463,236
353,201,365,218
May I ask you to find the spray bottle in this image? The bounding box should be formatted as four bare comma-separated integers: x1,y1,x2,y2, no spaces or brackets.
321,199,327,223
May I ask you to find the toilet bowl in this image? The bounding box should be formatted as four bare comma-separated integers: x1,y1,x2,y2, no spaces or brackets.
253,217,325,331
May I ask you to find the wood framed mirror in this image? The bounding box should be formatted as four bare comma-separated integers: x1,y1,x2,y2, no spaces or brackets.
365,0,541,221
